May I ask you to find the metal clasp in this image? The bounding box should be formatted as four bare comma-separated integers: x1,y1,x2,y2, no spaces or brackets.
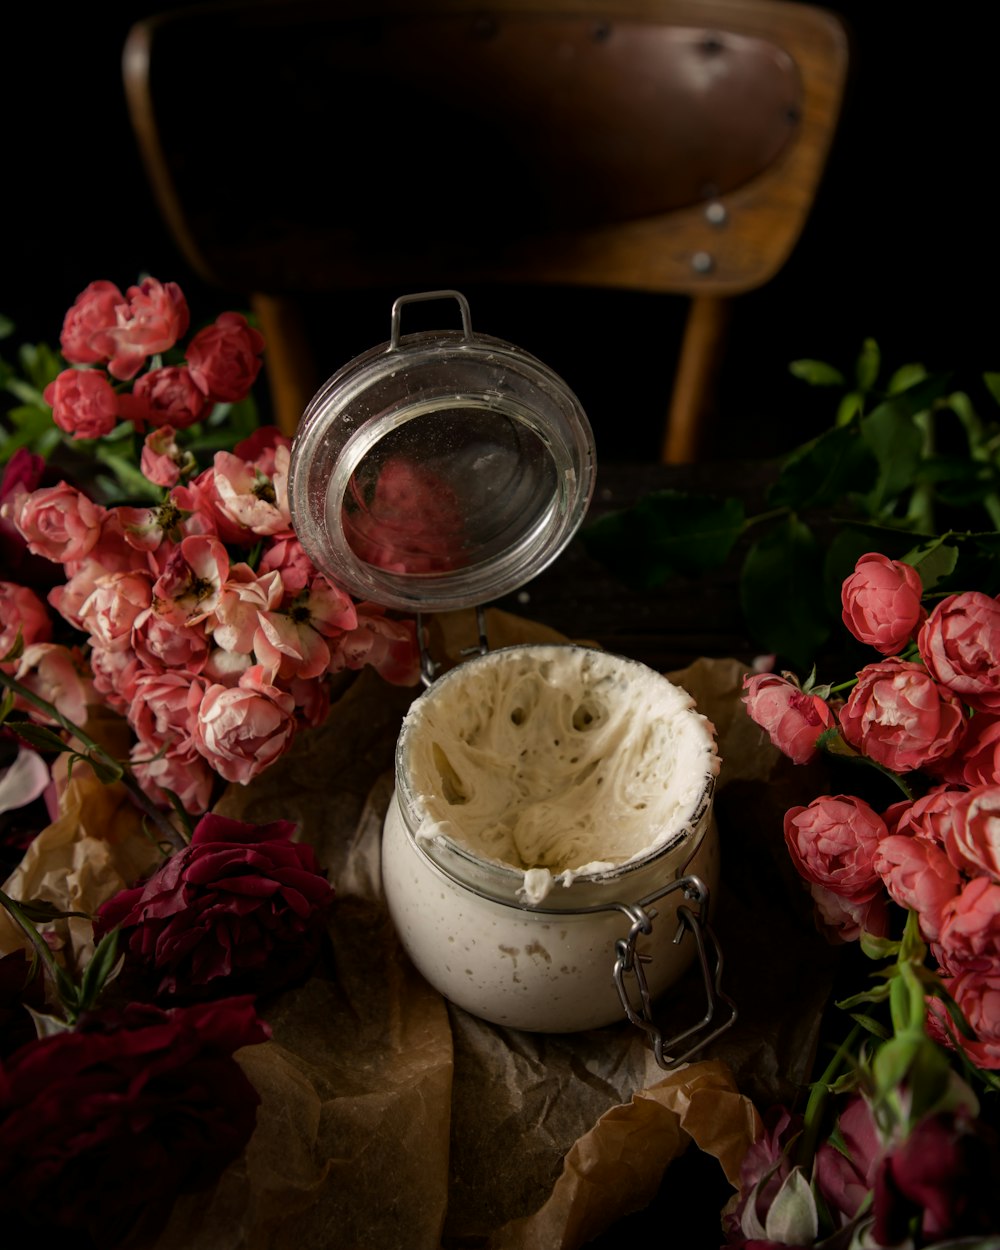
612,875,737,1068
416,604,490,687
390,289,474,349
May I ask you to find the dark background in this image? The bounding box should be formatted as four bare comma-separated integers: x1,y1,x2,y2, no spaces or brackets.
3,3,996,461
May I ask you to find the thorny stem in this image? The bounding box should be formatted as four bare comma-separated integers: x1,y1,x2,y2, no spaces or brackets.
0,670,186,852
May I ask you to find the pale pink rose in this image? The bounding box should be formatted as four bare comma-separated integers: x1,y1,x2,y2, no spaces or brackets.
13,482,105,564
327,603,421,686
49,532,148,632
210,565,283,654
937,877,1000,973
131,738,216,815
257,535,317,594
286,675,331,728
201,646,253,685
152,534,230,625
119,364,209,431
784,794,886,898
741,671,836,764
933,712,1000,787
207,449,291,538
838,659,966,773
171,472,242,545
253,611,331,682
132,609,210,673
59,279,124,365
918,591,1000,713
940,784,1000,880
15,643,94,727
809,880,891,944
89,277,190,381
929,968,1000,1069
0,581,53,662
841,552,926,655
192,666,296,784
873,834,962,941
129,669,206,750
140,426,193,488
233,427,292,478
89,643,144,714
185,312,265,402
79,571,153,652
43,367,119,440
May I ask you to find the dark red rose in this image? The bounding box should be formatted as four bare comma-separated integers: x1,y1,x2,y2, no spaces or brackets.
95,813,334,1000
873,1109,1000,1245
0,995,268,1241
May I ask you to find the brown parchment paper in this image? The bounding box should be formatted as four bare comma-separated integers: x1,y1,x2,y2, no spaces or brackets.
126,608,837,1250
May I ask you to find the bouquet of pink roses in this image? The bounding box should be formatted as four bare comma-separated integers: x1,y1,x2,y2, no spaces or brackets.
1,275,420,816
730,550,1000,1249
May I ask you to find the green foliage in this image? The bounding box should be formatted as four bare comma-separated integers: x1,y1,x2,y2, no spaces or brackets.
584,340,1000,669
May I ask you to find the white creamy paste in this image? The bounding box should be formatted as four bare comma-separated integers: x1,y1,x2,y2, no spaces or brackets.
401,645,719,903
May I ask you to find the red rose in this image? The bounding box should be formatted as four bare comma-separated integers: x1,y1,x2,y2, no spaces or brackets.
95,813,334,1000
58,278,123,365
872,833,961,942
43,366,119,440
838,659,966,773
118,363,210,430
186,311,265,403
841,552,926,655
89,276,190,382
783,793,886,898
940,784,1000,879
741,671,836,764
918,591,1000,713
0,996,267,1240
934,711,1000,787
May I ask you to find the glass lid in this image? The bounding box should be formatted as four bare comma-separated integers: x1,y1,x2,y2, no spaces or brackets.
287,291,596,612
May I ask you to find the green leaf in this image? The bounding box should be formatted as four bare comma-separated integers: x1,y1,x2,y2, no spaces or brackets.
860,400,927,512
78,751,124,785
739,517,830,669
887,362,927,395
6,720,69,753
901,536,959,591
983,372,1000,405
768,423,878,512
77,928,122,1013
848,1012,892,1041
18,341,64,392
0,313,14,339
788,358,845,387
859,931,902,961
5,897,91,924
855,338,881,392
835,390,864,427
581,490,745,589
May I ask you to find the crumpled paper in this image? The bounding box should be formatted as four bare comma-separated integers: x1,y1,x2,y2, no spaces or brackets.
4,610,837,1249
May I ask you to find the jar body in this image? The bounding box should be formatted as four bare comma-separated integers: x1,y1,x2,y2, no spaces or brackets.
381,785,719,1033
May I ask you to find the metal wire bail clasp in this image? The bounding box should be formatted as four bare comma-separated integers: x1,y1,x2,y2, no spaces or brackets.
612,874,737,1068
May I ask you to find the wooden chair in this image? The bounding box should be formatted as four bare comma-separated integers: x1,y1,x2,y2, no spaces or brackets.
122,0,849,461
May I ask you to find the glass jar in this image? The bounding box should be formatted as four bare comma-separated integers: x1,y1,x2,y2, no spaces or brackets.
288,292,735,1059
381,642,721,1035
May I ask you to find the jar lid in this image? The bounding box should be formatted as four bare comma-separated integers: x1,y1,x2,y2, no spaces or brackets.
287,290,596,612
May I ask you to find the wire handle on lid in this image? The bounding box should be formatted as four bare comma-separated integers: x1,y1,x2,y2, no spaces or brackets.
390,289,473,349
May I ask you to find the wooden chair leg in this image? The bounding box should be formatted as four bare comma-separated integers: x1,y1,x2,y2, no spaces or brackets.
251,293,320,437
661,295,733,464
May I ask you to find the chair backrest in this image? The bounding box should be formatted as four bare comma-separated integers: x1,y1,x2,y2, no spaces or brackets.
123,0,849,460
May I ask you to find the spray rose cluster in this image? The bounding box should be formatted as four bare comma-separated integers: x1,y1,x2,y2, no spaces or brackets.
0,278,420,815
732,550,1000,1249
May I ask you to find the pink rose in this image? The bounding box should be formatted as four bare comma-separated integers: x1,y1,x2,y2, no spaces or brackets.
233,426,291,477
129,668,206,750
741,672,836,764
838,660,966,772
253,578,357,682
203,449,291,539
94,813,333,999
808,880,891,943
131,738,216,815
210,564,284,655
88,276,190,381
257,535,317,594
883,787,966,849
933,712,1000,787
192,666,296,784
185,312,265,402
14,643,94,726
918,591,1000,712
328,603,421,686
118,364,209,430
0,582,52,663
78,570,153,652
783,794,886,898
42,366,119,440
132,609,210,673
941,784,1000,879
58,279,123,365
140,426,193,488
930,968,1000,1069
152,533,230,625
13,482,105,564
815,1096,882,1225
873,834,961,941
937,876,1000,972
840,552,925,655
